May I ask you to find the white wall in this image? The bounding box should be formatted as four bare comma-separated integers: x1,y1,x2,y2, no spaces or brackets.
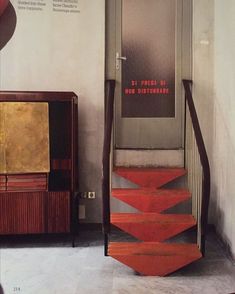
1,1,235,251
212,0,235,257
193,0,235,257
0,0,105,222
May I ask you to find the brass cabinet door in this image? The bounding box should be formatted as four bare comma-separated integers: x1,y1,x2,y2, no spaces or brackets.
0,102,49,174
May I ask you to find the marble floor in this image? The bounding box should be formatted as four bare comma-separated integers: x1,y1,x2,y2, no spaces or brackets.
0,230,235,294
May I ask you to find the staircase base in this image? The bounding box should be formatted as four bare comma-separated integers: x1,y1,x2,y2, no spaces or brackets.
109,242,202,276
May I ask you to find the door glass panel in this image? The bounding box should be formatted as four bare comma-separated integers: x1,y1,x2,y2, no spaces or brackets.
122,0,175,118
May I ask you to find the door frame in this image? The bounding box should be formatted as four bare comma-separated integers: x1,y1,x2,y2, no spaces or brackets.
105,0,192,150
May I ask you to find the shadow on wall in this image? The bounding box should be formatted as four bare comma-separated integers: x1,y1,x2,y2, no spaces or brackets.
77,101,104,223
0,1,17,50
209,129,235,260
0,284,4,294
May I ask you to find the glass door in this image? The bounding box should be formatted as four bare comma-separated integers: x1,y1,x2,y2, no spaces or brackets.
112,0,192,149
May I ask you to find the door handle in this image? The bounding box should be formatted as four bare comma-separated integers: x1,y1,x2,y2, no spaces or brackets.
116,53,127,70
116,56,127,61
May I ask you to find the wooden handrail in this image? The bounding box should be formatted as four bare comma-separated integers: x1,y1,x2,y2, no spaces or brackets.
183,79,211,255
102,79,116,255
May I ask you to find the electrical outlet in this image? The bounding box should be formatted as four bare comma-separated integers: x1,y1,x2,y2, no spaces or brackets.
79,204,85,219
88,192,96,199
79,192,87,199
78,192,96,199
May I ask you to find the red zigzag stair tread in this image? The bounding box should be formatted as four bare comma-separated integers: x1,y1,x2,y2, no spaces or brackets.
111,213,196,242
114,167,187,188
108,242,202,276
112,188,191,213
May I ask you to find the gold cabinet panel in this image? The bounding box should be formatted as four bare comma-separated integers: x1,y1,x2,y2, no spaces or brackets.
0,102,50,173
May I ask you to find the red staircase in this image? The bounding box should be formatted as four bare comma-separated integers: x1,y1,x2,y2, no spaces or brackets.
108,167,202,276
103,80,210,277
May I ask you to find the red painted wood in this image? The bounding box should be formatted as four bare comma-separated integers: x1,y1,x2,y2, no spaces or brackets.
5,174,48,192
114,167,187,188
0,0,9,16
111,166,201,274
109,242,202,276
0,175,6,191
51,159,72,170
111,213,196,241
112,188,190,212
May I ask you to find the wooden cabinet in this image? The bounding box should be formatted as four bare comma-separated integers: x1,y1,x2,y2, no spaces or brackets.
0,92,78,235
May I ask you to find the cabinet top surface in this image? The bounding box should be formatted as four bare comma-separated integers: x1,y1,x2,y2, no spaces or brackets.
0,91,78,102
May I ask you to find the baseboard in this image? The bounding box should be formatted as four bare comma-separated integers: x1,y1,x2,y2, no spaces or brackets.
79,223,128,232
